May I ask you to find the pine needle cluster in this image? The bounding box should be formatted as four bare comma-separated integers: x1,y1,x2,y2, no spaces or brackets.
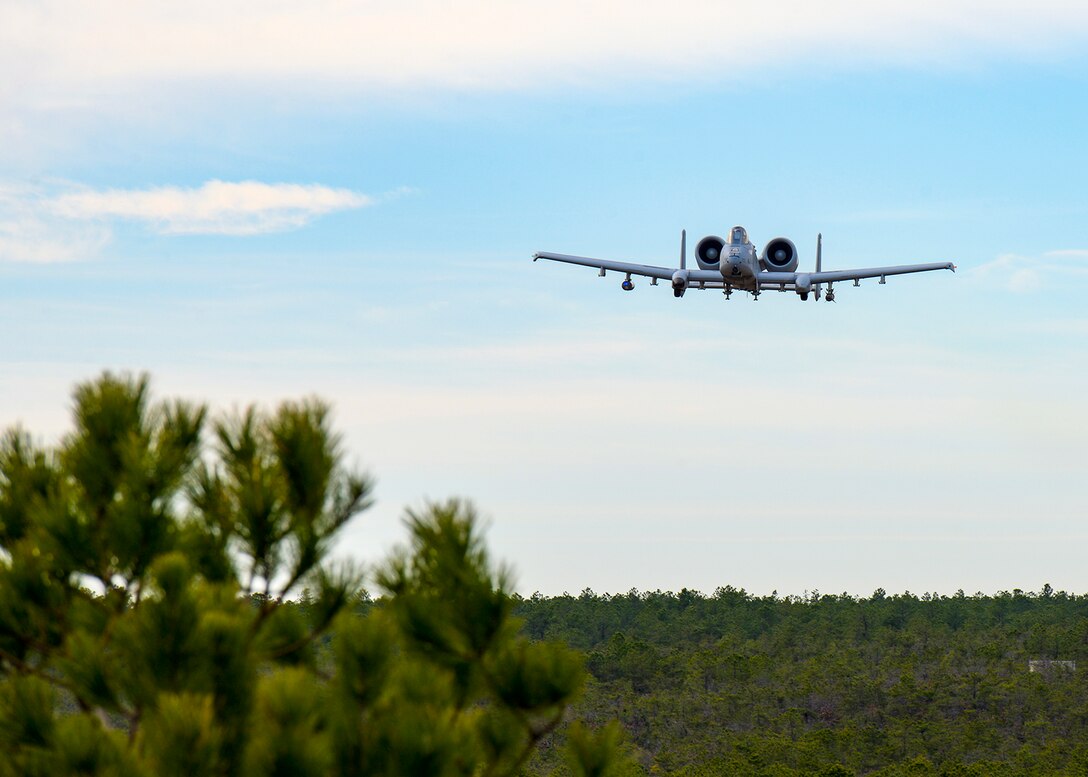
0,372,631,777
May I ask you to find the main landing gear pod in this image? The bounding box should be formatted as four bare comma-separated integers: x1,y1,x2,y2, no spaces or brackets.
671,270,688,298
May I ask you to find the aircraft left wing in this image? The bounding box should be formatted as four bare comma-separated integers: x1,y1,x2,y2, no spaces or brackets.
757,262,955,290
808,262,955,284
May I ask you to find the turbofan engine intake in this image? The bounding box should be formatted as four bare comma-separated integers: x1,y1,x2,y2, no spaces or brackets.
760,237,798,272
695,235,725,270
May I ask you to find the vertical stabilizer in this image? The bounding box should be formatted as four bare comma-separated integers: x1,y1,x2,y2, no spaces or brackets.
813,233,823,301
680,230,687,270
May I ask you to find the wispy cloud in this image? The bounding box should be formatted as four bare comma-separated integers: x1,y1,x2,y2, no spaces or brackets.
1045,249,1088,260
0,184,109,263
49,180,373,236
3,1,1088,103
967,250,1088,293
0,180,377,262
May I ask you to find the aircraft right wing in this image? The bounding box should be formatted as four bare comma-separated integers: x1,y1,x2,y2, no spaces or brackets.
532,252,721,282
533,252,673,280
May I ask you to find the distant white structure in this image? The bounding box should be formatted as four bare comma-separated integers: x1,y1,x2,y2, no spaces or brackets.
1028,659,1076,673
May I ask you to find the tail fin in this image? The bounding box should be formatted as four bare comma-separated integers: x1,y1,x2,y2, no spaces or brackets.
813,233,823,301
680,229,687,270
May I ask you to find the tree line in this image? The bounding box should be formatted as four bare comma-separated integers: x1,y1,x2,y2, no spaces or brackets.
513,586,1088,775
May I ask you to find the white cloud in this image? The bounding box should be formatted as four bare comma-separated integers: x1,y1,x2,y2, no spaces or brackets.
0,184,110,263
1045,249,1088,260
0,218,110,264
1018,318,1088,337
3,0,1088,104
0,179,376,262
968,251,1088,293
49,180,373,236
1007,268,1041,293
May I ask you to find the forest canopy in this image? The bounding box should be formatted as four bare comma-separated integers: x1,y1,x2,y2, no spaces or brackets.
515,585,1088,775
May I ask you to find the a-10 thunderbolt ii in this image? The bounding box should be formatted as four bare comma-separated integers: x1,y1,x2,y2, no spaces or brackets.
533,225,954,301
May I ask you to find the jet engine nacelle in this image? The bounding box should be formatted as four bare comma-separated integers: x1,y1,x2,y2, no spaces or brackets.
695,235,725,270
760,237,799,272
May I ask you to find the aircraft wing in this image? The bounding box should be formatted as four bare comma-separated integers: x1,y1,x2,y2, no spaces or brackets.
533,252,674,280
807,262,955,285
756,262,954,290
533,251,720,283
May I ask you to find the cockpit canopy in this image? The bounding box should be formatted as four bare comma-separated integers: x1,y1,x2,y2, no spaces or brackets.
726,226,749,245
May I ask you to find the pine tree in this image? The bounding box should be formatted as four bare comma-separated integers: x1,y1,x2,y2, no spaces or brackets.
0,372,632,777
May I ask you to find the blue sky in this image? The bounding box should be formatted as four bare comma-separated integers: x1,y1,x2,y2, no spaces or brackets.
2,1,1087,596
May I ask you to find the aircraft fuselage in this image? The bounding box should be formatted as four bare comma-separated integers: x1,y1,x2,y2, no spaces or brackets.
722,243,758,288
696,225,766,291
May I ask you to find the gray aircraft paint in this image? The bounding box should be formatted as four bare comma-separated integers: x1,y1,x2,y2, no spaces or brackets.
534,226,954,302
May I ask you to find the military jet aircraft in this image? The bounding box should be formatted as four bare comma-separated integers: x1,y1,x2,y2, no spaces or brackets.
533,226,954,301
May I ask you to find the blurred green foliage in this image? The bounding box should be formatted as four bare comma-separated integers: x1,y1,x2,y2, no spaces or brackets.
0,372,633,777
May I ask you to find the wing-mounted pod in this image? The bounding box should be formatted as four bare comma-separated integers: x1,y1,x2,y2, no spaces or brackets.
694,235,725,270
760,237,799,273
